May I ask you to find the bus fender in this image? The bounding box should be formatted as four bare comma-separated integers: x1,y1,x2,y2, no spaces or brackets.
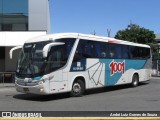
68,74,86,92
128,69,139,83
129,71,139,83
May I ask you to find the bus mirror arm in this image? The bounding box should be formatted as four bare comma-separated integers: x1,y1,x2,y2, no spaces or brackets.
9,46,22,59
49,75,54,80
42,42,65,58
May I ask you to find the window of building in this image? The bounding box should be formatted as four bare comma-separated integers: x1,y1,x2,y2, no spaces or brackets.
2,24,12,31
2,0,28,15
0,1,2,14
0,47,5,59
0,0,28,31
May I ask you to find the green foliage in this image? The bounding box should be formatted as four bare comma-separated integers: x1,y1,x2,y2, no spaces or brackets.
115,24,156,44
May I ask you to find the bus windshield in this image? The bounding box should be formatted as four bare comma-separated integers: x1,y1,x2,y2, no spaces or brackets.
16,38,76,78
16,41,51,78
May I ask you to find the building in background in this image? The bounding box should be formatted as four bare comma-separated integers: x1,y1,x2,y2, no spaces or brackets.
0,0,50,83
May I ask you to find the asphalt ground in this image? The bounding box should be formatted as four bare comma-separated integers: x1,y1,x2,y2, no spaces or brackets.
0,77,160,117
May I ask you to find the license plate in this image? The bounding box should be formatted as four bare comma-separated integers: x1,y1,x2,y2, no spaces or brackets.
23,88,29,92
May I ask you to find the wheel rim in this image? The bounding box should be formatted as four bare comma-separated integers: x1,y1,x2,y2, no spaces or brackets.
133,75,138,86
73,83,81,94
133,79,138,86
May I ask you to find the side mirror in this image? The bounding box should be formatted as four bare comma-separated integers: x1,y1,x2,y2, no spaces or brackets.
43,42,65,58
10,46,22,59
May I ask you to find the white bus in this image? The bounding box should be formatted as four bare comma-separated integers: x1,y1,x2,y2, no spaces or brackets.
10,33,152,97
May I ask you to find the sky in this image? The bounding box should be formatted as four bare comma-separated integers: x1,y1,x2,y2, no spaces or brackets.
49,0,160,37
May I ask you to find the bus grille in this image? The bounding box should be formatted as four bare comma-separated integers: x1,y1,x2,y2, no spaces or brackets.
16,80,39,86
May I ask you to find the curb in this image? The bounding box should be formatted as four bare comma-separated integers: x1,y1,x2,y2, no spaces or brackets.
0,83,15,88
151,77,160,80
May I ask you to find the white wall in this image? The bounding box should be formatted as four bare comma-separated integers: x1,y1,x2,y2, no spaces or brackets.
29,0,50,33
0,31,46,46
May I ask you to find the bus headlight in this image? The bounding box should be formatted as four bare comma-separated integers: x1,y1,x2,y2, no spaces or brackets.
40,88,44,92
38,77,49,85
38,81,44,85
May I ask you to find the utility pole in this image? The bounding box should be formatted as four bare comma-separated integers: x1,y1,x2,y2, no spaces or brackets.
92,30,96,35
107,29,111,37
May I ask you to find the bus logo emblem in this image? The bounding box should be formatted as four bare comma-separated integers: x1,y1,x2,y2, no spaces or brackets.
109,60,125,76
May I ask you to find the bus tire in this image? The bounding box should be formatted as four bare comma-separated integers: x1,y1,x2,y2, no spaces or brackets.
70,79,85,97
132,74,139,87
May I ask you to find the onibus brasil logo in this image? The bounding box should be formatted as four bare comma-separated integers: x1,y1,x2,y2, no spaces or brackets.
109,60,125,76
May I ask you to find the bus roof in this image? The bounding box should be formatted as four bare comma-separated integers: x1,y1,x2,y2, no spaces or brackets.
25,33,150,48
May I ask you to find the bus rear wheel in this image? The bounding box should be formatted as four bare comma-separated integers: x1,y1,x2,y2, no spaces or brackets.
70,79,85,97
132,74,139,87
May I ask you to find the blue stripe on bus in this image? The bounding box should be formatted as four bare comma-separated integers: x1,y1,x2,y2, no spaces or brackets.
70,58,147,86
99,59,147,86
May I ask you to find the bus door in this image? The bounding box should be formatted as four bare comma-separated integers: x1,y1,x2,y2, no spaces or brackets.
48,69,68,93
44,43,68,93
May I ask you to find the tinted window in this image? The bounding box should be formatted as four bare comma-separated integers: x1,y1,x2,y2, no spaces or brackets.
143,48,150,58
55,38,76,58
108,43,122,59
46,38,76,72
73,39,150,60
99,42,108,58
129,46,150,59
73,39,108,61
122,45,129,59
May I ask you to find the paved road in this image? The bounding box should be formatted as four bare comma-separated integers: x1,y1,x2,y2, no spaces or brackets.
0,77,160,112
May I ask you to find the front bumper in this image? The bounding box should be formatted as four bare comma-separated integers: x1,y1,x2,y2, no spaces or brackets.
15,80,50,95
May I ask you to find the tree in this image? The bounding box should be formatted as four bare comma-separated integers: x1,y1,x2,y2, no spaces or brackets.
115,24,156,44
115,23,158,57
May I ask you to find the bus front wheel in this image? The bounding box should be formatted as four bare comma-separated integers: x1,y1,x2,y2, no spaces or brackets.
70,79,85,97
132,74,139,87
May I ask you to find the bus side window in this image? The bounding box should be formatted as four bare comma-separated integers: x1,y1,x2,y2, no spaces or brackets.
122,45,129,59
73,40,83,62
139,47,150,59
116,45,122,59
145,48,151,58
82,42,92,58
94,42,107,58
129,46,135,59
129,46,143,59
109,44,117,58
101,42,108,58
74,50,82,62
74,39,109,60
47,46,64,71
